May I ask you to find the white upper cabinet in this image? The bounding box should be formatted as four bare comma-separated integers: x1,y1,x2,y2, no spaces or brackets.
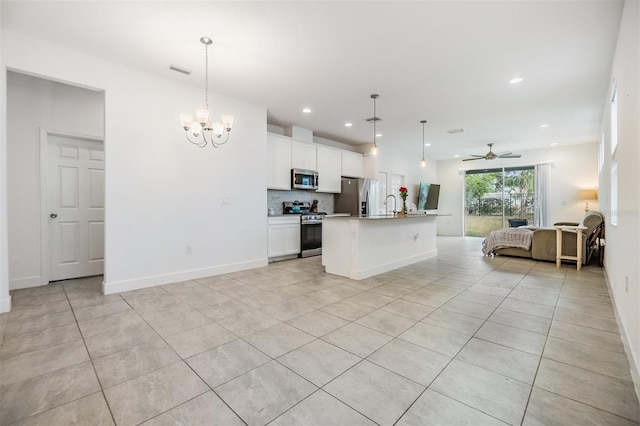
267,132,366,192
316,147,342,193
291,141,317,171
267,134,292,190
341,151,364,178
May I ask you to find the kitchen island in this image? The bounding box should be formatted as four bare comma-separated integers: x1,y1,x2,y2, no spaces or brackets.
322,214,438,280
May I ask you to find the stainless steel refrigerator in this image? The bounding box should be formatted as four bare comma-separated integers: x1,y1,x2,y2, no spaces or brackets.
334,178,379,217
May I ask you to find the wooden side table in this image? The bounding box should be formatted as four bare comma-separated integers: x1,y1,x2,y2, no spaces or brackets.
555,225,587,270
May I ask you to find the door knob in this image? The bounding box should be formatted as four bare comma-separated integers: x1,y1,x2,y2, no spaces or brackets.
50,213,58,219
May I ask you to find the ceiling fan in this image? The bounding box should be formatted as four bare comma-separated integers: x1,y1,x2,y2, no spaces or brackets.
462,143,522,161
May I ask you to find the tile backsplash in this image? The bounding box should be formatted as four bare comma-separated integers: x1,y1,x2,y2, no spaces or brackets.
267,190,334,215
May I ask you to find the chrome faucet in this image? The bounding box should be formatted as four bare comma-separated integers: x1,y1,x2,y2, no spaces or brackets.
384,194,397,216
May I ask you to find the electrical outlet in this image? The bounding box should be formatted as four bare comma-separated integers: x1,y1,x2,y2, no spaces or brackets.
625,276,629,292
185,245,192,255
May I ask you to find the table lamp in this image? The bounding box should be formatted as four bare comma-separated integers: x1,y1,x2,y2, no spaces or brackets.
578,189,598,212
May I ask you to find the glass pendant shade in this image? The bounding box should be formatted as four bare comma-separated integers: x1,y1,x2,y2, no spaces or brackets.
371,144,379,156
191,121,202,137
195,108,210,125
180,114,193,129
211,122,224,137
222,115,235,130
420,158,427,169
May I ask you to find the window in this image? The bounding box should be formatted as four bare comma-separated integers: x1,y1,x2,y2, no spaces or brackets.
374,171,405,214
376,171,388,215
599,132,605,173
610,84,618,226
464,166,536,237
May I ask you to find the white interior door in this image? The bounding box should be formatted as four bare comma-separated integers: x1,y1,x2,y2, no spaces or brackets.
48,135,104,281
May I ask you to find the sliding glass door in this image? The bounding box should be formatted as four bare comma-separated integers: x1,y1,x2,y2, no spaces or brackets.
464,166,535,237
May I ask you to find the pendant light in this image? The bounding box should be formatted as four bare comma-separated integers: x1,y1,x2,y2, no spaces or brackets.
366,94,381,156
179,37,234,148
420,120,427,169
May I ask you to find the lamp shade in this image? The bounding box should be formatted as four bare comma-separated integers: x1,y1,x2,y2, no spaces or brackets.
578,189,598,201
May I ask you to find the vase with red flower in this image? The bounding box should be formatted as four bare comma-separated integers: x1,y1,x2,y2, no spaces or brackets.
399,186,408,215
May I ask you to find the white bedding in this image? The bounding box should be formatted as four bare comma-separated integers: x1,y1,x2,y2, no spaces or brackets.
482,228,534,256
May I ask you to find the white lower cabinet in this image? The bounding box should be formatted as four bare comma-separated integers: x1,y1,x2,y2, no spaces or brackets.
268,216,300,259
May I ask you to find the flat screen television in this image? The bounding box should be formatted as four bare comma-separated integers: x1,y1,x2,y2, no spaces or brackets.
417,183,440,210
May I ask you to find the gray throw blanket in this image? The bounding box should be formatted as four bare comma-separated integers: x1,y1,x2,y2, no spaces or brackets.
482,228,534,256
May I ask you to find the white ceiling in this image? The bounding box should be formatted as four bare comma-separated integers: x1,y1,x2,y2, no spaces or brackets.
1,1,624,160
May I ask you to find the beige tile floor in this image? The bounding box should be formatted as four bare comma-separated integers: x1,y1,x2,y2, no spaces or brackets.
1,237,639,425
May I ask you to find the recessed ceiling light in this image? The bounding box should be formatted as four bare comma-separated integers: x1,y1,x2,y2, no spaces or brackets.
376,133,382,138
454,154,460,158
509,77,524,84
550,142,558,146
447,128,464,134
539,123,550,128
345,122,353,127
424,143,431,147
302,108,312,113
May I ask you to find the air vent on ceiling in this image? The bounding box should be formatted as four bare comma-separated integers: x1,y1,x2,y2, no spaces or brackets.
447,128,464,134
169,65,192,75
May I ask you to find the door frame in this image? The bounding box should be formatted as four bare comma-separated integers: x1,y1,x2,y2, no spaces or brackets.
38,128,104,285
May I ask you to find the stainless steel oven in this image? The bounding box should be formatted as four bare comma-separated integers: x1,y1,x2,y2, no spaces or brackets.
300,214,324,257
283,201,325,258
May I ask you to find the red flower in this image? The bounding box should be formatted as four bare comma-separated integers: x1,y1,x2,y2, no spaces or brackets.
399,187,408,194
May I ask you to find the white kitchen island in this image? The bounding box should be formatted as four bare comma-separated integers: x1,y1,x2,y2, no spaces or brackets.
322,214,438,280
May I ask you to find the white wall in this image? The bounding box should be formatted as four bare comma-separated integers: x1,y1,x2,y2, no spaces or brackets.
7,72,104,290
1,29,268,296
436,143,600,236
369,145,439,209
0,11,10,312
599,0,640,391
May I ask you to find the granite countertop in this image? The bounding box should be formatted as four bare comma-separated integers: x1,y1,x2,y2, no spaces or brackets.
324,213,438,220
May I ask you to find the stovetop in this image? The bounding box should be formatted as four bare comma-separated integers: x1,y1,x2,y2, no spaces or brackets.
283,201,326,222
283,201,325,215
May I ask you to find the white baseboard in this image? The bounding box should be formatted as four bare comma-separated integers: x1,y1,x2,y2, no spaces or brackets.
9,275,46,290
349,249,438,280
604,269,640,402
0,295,11,313
103,258,268,295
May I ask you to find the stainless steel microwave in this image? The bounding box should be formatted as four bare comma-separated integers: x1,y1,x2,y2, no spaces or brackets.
291,168,319,190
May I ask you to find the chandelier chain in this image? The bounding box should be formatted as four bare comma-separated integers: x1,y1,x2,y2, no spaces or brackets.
204,42,209,111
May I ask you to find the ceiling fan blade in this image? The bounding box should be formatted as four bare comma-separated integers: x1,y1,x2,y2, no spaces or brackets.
499,154,522,158
462,157,485,161
495,151,512,156
469,154,485,157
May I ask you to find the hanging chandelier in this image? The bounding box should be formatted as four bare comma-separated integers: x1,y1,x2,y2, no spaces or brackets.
179,37,234,148
420,120,427,169
366,94,381,156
